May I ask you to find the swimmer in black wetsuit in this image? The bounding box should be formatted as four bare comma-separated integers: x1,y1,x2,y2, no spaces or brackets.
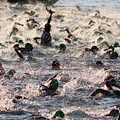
41,6,53,46
80,46,99,57
105,109,119,118
0,62,16,79
40,72,63,96
91,78,120,98
40,79,59,96
26,19,39,30
101,45,118,59
13,43,33,59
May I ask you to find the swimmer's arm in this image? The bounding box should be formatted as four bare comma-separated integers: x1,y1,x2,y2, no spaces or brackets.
46,6,53,24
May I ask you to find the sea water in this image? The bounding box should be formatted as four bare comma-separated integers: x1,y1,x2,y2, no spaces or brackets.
0,1,120,120
55,0,120,13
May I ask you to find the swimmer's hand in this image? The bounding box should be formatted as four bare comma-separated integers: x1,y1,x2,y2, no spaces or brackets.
46,6,53,14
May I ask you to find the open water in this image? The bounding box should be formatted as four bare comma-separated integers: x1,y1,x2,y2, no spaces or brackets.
0,0,120,120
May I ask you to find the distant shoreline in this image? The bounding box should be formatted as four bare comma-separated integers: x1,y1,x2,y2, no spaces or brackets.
6,0,59,6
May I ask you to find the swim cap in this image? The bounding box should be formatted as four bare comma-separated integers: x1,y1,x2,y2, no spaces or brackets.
110,78,116,83
33,24,38,28
18,40,24,44
49,79,59,90
96,60,103,66
51,60,60,67
110,52,118,59
25,43,33,49
106,30,112,34
91,46,98,52
53,110,64,118
113,42,119,47
7,69,16,76
59,44,66,50
97,37,103,43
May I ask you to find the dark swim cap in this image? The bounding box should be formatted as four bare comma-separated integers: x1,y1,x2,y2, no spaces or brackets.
59,44,66,50
25,43,33,49
110,52,118,59
91,46,98,52
113,42,119,47
53,110,65,118
25,43,33,52
49,79,59,90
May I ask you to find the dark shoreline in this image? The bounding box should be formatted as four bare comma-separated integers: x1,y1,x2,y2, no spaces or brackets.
6,0,59,5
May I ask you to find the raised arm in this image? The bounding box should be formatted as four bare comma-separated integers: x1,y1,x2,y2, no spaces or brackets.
46,6,53,24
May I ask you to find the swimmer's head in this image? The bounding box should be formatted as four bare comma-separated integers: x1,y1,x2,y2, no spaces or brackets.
25,43,33,52
49,79,59,90
51,60,60,69
96,60,103,67
113,42,119,48
7,69,16,76
53,110,65,118
45,23,51,32
59,44,66,51
91,46,98,52
110,51,118,59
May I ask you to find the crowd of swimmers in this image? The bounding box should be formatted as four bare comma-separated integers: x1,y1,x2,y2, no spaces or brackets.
0,4,120,120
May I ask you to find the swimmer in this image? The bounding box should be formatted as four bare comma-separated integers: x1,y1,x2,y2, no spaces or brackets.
23,110,64,120
41,6,53,46
58,44,66,53
24,11,35,16
101,45,118,59
13,44,24,59
66,28,74,38
13,43,33,59
57,43,72,53
39,72,63,96
51,60,60,70
105,109,119,118
26,19,39,30
95,60,103,67
80,46,99,57
91,78,120,98
6,69,16,78
0,63,16,79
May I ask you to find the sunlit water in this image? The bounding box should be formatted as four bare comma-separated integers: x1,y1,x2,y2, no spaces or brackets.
0,1,120,120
